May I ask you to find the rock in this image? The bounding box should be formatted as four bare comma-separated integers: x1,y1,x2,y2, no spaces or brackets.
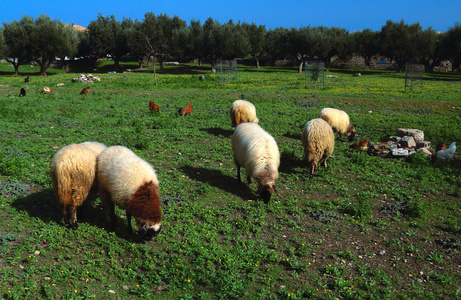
388,136,402,143
392,149,409,156
400,136,416,148
417,141,431,149
396,128,424,143
417,147,432,156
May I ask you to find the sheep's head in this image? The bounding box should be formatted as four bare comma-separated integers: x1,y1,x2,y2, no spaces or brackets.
136,221,162,241
257,183,276,203
347,124,356,141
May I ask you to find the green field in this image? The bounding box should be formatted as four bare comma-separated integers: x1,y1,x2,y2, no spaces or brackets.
0,62,460,299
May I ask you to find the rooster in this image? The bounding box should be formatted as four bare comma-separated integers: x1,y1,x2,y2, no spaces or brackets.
149,101,160,112
80,86,90,95
434,142,456,160
43,86,52,93
349,139,368,151
178,102,192,116
24,76,30,83
19,88,26,97
435,142,446,152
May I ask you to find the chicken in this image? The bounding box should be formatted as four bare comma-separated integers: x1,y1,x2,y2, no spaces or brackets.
43,86,52,93
19,88,26,97
435,142,456,160
178,102,192,116
349,139,368,151
149,101,160,112
435,142,446,152
24,76,30,83
80,86,90,95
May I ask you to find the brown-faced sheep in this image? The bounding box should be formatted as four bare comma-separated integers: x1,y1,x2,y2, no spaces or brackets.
318,108,356,141
302,118,335,177
229,100,259,127
50,141,107,228
232,122,280,203
97,146,162,240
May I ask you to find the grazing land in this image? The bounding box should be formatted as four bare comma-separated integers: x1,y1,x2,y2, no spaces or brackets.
0,62,460,299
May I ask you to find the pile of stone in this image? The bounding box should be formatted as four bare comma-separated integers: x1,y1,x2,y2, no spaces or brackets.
72,74,101,84
368,128,431,158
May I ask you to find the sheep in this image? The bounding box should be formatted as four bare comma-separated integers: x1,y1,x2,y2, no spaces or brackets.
318,107,356,141
231,123,280,203
50,141,107,229
229,100,259,127
302,118,335,177
97,146,162,240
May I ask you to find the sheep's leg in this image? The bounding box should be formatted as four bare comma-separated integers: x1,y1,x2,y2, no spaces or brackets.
69,205,78,229
309,162,315,178
247,176,252,185
322,157,329,171
100,188,116,231
61,205,70,227
126,212,133,235
236,164,241,182
319,155,329,171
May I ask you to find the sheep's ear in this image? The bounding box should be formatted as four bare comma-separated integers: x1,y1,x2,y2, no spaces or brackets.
256,184,262,195
138,226,147,239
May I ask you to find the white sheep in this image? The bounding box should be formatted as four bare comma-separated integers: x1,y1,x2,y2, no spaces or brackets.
302,118,335,177
229,100,259,127
318,107,356,141
97,146,162,240
231,122,280,203
50,141,107,228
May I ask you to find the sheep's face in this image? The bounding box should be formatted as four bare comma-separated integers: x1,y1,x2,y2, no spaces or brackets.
347,125,356,141
257,184,276,203
137,222,162,241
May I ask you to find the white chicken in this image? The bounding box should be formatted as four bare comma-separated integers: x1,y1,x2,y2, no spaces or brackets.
435,142,456,160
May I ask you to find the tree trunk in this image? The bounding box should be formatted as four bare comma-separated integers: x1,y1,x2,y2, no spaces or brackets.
14,64,19,76
298,61,304,74
211,60,217,73
113,58,120,72
254,53,260,69
40,59,49,76
152,56,157,86
64,62,70,73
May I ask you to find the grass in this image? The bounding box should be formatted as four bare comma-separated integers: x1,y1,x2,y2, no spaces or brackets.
0,61,460,299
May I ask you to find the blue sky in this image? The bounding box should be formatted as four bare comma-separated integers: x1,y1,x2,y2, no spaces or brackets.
1,0,460,32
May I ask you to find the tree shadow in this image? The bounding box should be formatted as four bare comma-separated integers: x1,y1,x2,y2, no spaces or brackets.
199,127,234,138
180,166,255,200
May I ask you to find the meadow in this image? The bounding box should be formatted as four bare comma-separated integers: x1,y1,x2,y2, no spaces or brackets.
0,61,460,299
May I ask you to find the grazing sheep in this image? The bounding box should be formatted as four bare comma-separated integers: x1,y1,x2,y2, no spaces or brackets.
229,100,259,127
97,146,162,240
302,118,335,177
80,141,107,154
50,142,107,228
231,123,280,203
318,108,356,141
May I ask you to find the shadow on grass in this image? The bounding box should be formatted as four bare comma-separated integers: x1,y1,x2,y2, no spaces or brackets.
10,190,106,228
11,191,150,242
199,127,233,138
280,151,305,174
180,166,256,201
